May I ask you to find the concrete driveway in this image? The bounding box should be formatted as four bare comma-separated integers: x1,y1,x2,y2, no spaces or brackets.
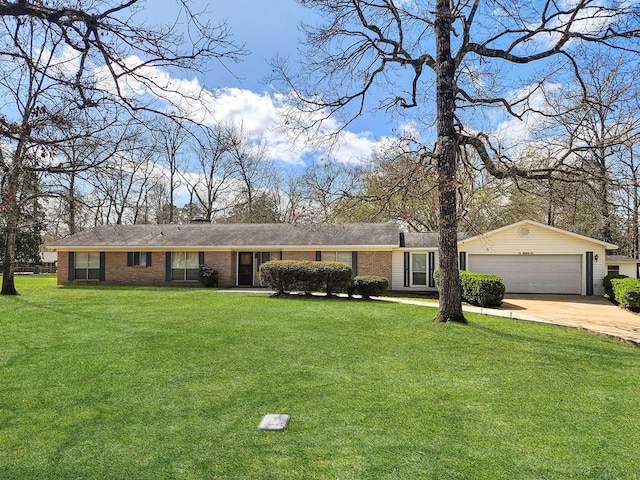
496,294,640,346
379,294,640,346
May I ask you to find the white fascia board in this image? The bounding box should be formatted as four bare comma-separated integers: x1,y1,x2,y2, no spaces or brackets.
50,244,395,252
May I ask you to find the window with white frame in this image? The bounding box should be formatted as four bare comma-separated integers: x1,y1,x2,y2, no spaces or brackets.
74,252,101,280
321,251,353,267
412,253,427,286
171,252,199,281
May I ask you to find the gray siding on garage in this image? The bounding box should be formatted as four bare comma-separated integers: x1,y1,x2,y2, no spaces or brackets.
468,254,582,294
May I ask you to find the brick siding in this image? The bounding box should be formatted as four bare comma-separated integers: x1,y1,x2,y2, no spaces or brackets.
57,250,237,287
357,251,393,281
56,249,394,287
104,251,166,285
57,251,69,285
203,251,235,287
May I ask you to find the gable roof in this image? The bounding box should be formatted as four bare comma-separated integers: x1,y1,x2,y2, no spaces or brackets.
48,223,402,249
458,219,618,249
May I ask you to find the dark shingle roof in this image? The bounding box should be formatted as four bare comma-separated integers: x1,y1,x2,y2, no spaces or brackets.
402,232,439,248
606,255,639,263
402,231,473,248
48,223,402,248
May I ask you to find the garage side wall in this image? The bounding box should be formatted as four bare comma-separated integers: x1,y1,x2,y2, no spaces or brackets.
460,224,607,295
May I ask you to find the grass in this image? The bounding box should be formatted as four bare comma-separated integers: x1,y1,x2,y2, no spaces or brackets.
1,276,639,479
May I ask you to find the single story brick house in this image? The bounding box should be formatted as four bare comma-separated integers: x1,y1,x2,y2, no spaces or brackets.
48,219,636,296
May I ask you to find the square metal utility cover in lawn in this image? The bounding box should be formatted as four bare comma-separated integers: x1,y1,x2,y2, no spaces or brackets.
259,414,290,431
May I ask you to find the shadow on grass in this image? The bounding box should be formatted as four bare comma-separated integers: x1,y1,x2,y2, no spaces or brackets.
466,316,638,359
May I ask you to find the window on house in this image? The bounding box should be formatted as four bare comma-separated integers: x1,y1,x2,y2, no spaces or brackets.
607,265,620,275
257,252,282,269
128,252,152,267
75,252,101,280
171,252,199,281
412,253,427,286
321,251,353,267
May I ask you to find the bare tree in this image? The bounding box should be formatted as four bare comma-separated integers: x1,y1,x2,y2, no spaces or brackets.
182,125,236,222
150,118,191,223
45,126,132,236
273,0,640,322
613,142,640,257
86,126,162,225
0,1,243,294
296,159,361,223
225,124,277,222
541,51,640,242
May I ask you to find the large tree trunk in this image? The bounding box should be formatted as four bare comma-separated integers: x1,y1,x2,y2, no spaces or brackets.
169,165,175,224
632,159,639,259
1,164,21,295
598,153,612,243
1,218,19,295
68,172,77,235
433,0,465,323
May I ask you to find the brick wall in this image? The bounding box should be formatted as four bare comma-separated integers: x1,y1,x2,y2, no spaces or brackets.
57,250,236,287
204,251,235,287
104,252,167,285
56,249,394,287
357,251,393,281
57,251,69,285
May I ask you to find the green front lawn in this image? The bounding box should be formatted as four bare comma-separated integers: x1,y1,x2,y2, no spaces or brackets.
1,276,639,479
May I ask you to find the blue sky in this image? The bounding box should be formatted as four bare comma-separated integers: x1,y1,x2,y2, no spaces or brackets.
140,0,599,167
144,0,391,166
202,0,312,91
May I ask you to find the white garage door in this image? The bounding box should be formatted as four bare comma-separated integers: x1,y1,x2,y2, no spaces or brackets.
468,254,582,294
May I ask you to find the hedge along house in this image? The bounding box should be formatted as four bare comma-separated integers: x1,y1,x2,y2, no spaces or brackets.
49,219,625,295
48,223,397,288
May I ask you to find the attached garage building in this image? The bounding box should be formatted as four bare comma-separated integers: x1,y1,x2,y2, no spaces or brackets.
459,221,617,296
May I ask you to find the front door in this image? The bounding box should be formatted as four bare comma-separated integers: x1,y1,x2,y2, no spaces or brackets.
238,252,254,286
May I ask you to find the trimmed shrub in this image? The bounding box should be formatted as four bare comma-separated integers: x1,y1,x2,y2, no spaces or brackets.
259,260,307,295
314,262,353,296
295,261,323,294
610,277,640,311
353,275,389,299
460,270,505,307
434,269,505,307
603,273,628,300
259,260,352,296
199,264,219,288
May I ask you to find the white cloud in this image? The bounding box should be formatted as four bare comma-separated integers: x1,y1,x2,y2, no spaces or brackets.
491,83,563,151
46,45,82,79
94,58,387,166
526,0,633,48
